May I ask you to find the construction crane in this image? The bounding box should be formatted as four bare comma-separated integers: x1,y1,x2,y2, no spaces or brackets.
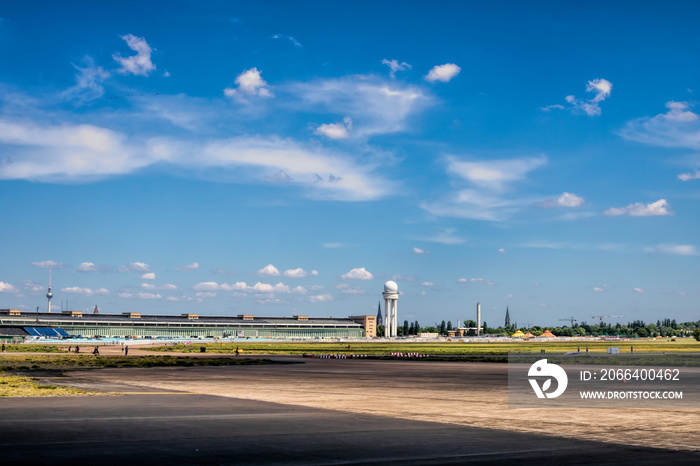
591,315,624,322
559,316,577,326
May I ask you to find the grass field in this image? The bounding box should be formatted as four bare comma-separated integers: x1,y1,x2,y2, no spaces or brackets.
0,353,273,372
149,338,700,356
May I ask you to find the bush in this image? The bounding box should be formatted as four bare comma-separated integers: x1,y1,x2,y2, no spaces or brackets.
694,329,700,342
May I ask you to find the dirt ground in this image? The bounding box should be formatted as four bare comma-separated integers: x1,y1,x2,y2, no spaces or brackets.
77,347,699,452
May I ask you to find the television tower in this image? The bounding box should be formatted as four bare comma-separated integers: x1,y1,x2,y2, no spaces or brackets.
46,266,53,313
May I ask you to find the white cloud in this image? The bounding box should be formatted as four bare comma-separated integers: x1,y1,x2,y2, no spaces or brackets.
291,286,308,295
678,169,700,181
252,282,291,294
77,262,98,272
0,102,392,202
221,282,249,291
140,283,155,290
604,199,672,217
315,117,352,139
138,292,162,300
457,277,494,285
558,78,613,116
224,68,273,100
620,101,700,150
117,292,133,299
307,294,333,302
633,288,644,293
193,281,220,291
644,244,698,256
412,247,430,254
593,286,606,292
141,272,156,280
498,248,507,253
421,282,434,287
382,59,411,78
113,34,156,76
120,262,150,272
424,63,461,83
258,264,280,277
283,268,308,278
31,260,64,269
537,192,585,208
340,267,374,280
444,156,547,191
0,282,19,293
62,286,109,296
176,262,200,271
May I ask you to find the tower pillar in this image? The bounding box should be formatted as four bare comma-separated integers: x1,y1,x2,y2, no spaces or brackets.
382,281,399,338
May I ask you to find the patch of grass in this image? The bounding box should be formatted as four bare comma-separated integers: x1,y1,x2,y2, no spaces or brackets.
0,372,97,397
1,345,65,353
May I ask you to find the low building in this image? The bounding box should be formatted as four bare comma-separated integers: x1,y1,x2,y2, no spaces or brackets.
0,309,374,339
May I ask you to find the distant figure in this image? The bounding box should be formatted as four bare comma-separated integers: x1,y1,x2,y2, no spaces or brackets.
1,343,5,352
93,346,100,356
235,346,240,357
75,346,80,353
68,346,72,352
124,346,129,356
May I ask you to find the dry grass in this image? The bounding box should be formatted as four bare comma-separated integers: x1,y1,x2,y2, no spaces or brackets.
0,372,100,397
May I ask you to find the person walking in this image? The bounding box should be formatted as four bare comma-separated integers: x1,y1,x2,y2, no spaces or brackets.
124,345,129,356
75,346,80,353
92,346,100,356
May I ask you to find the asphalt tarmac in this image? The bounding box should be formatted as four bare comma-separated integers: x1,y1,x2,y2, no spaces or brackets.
1,390,698,465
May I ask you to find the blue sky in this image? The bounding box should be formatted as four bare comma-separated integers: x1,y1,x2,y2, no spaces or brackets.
1,1,699,327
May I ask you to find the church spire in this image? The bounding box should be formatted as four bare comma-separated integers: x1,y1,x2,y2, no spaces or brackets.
376,301,383,327
505,306,511,327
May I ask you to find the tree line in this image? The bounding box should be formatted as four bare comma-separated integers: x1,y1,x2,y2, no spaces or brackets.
377,318,700,340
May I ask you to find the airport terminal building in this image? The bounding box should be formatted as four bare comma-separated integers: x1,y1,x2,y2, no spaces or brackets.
0,309,377,340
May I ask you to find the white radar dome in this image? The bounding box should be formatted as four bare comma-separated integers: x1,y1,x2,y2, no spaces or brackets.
384,280,398,292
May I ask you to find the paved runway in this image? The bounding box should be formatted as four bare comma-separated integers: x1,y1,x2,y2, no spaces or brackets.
1,390,698,465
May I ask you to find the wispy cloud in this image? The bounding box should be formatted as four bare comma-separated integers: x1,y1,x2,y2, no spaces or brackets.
31,260,64,269
272,34,302,47
644,244,698,256
287,75,432,137
176,262,200,271
603,199,672,217
421,155,547,221
678,169,700,181
535,192,585,208
63,57,111,103
545,78,613,116
382,59,411,78
419,228,465,245
620,101,700,149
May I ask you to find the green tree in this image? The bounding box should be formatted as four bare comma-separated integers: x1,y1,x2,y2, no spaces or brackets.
403,320,409,336
439,320,446,336
694,329,700,342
